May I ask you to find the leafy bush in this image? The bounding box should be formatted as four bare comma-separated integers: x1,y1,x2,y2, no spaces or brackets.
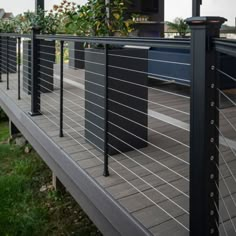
0,18,18,33
15,8,61,34
53,0,134,36
166,17,189,37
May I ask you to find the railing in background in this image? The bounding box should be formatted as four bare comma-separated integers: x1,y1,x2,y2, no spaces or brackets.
0,16,235,236
214,38,236,236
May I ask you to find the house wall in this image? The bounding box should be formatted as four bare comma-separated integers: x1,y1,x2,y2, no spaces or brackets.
127,0,165,37
0,9,5,19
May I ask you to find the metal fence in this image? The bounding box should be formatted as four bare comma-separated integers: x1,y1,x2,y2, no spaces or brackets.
0,16,236,236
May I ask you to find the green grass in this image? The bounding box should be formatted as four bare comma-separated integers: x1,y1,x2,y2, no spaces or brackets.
0,121,102,236
0,121,9,142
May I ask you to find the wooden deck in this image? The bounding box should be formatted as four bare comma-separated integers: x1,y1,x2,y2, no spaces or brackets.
0,65,235,236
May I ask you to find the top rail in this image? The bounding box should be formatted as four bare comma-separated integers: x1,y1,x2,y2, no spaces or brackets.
0,33,190,49
213,38,236,57
0,33,31,38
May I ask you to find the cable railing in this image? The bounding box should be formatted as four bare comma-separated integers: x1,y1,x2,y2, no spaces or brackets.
213,39,236,235
0,32,196,235
0,17,235,235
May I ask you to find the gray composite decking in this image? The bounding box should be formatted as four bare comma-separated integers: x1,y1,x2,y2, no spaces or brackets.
0,66,235,236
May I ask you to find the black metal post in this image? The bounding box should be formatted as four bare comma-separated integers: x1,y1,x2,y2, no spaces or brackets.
35,0,44,13
103,44,109,177
29,27,41,116
0,36,2,83
192,0,202,17
17,37,21,100
59,41,64,138
186,17,226,236
6,37,9,90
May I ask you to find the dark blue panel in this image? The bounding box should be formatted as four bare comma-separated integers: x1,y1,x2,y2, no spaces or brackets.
148,48,191,85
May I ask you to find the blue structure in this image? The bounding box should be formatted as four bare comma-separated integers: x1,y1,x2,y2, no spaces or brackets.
148,48,191,85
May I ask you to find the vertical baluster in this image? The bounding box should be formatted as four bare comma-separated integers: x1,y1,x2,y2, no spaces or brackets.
6,37,9,90
0,36,2,83
59,40,64,138
103,44,109,177
18,37,21,100
29,27,41,116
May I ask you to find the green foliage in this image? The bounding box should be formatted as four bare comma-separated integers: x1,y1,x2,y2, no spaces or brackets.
0,121,9,142
15,8,61,34
56,0,134,36
109,0,134,36
52,0,84,35
0,18,18,33
56,0,109,36
0,0,134,37
166,17,189,37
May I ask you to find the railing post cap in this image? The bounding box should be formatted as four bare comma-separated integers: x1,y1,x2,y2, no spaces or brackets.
185,16,227,27
31,25,41,33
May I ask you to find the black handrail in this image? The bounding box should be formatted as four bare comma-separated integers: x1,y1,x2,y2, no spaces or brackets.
213,38,236,57
0,33,190,50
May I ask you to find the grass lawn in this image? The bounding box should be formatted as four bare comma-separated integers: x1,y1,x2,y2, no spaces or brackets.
0,121,102,236
0,121,9,142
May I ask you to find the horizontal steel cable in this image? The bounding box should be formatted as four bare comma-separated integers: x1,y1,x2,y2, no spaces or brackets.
108,142,189,197
39,96,190,195
37,91,103,132
216,145,236,185
217,68,236,83
217,164,236,209
38,68,190,118
214,201,229,236
108,119,189,149
38,101,189,231
108,86,190,115
107,131,189,180
108,75,190,99
216,126,236,157
109,64,190,83
61,66,190,115
217,107,236,133
216,181,236,233
67,47,105,55
1,71,190,149
38,89,189,181
108,120,189,162
0,55,17,64
37,56,56,64
107,147,189,213
38,77,189,153
108,52,191,66
39,75,104,107
218,89,236,107
39,76,189,148
38,82,104,120
67,56,105,66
